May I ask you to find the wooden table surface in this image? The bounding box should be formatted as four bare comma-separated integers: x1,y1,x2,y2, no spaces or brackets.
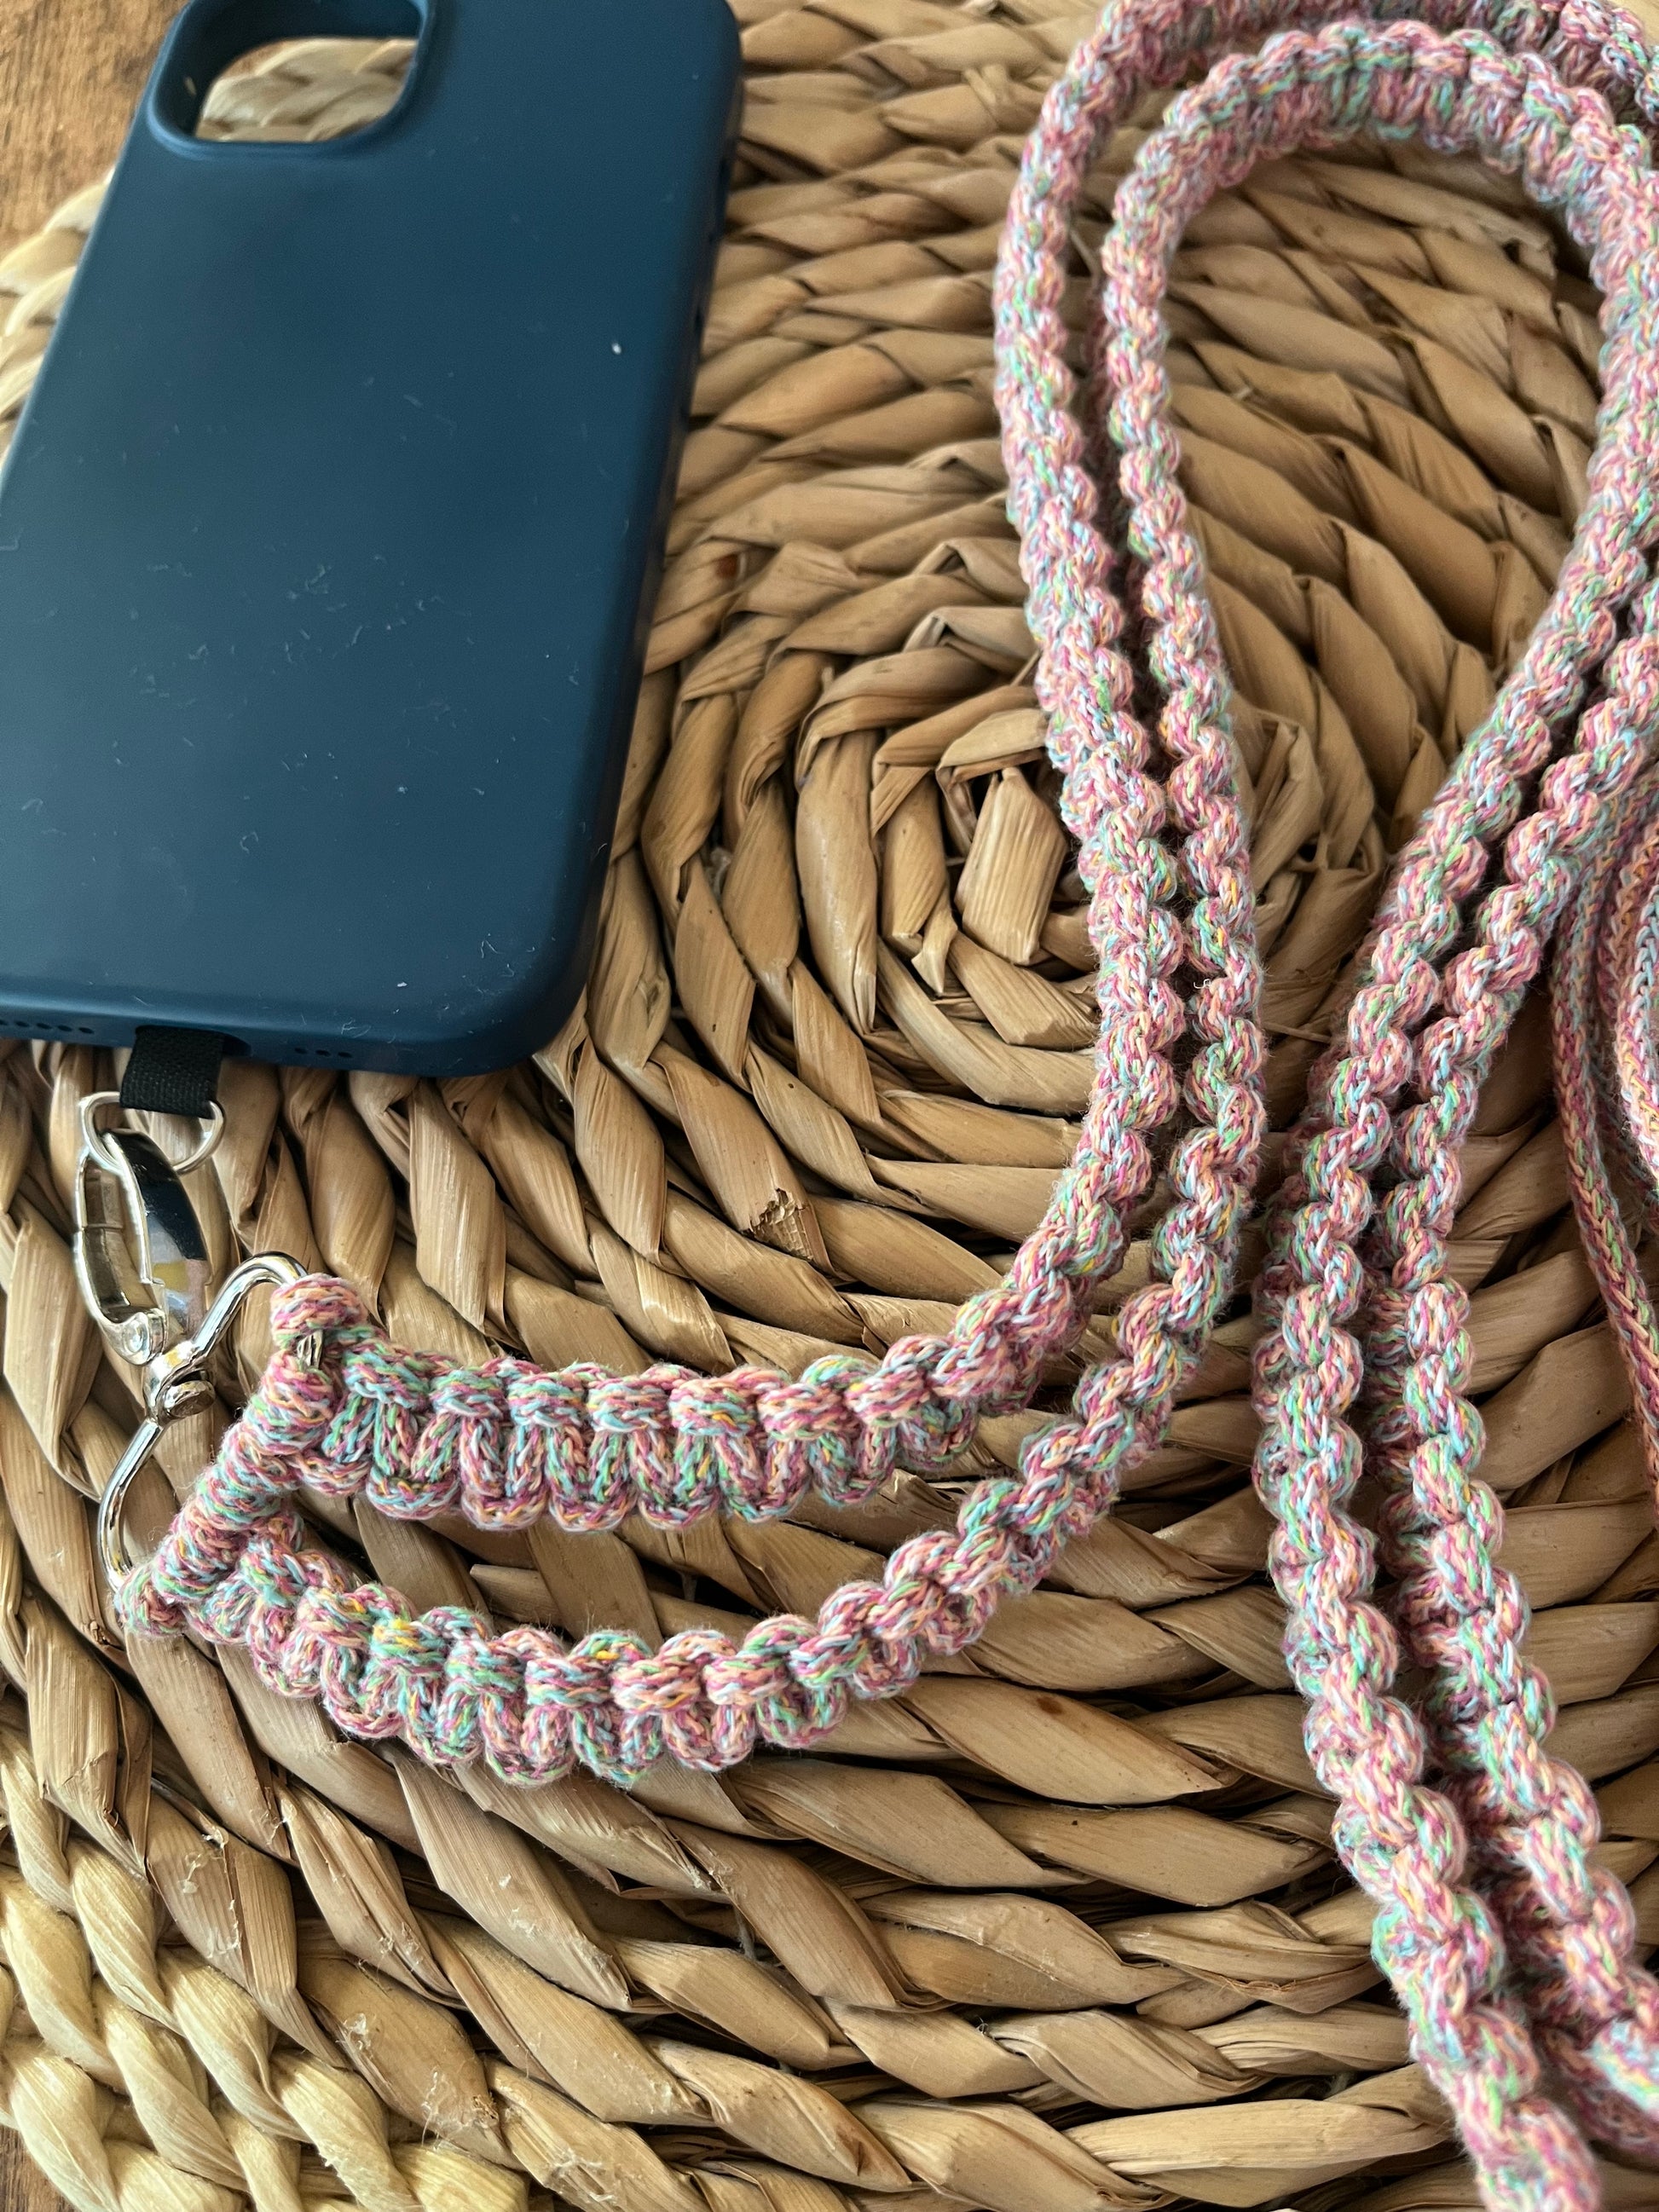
1,4,173,2201
1,0,176,256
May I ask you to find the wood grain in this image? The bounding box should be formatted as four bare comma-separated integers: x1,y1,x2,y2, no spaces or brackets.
0,2134,62,2212
0,0,176,254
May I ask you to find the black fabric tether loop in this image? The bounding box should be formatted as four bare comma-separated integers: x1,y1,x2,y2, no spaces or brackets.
119,1026,228,1118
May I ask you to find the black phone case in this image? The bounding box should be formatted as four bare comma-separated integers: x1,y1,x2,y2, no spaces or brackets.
0,0,738,1073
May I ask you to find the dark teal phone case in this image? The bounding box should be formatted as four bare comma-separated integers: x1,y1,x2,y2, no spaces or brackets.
0,0,738,1072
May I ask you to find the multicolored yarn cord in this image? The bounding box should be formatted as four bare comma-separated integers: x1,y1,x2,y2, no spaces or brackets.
110,1,1659,2202
1174,15,1659,2209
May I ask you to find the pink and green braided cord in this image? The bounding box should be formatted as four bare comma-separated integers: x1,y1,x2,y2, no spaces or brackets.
113,3,1659,2203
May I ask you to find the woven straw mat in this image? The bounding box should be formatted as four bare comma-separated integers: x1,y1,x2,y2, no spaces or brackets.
0,12,1655,2212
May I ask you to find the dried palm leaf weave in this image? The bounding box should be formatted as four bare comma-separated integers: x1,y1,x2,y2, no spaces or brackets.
0,7,1656,2212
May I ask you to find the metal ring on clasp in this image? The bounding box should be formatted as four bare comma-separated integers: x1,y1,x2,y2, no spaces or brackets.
78,1091,225,1181
95,1251,313,1585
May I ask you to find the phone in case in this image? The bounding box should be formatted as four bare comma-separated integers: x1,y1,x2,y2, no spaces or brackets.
0,0,738,1073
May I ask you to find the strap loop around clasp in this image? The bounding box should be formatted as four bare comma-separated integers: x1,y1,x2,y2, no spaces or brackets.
95,1251,315,1584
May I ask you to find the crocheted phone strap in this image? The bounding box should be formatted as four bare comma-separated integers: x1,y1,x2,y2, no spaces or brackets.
113,3,1659,2203
1043,9,1659,2201
1136,14,1659,2209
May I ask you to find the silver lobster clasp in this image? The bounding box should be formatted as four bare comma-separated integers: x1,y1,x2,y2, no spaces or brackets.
73,1091,223,1366
72,1089,311,1582
93,1249,314,1585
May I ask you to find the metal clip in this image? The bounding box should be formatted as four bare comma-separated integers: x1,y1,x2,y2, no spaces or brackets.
73,1092,224,1366
95,1250,313,1584
72,1092,312,1585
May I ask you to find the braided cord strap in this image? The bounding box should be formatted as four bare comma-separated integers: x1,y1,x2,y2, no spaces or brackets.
111,3,1659,2203
1219,18,1659,2212
1050,11,1659,2203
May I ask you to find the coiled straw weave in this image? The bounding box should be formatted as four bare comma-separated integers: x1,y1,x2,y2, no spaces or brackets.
3,6,1659,2211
